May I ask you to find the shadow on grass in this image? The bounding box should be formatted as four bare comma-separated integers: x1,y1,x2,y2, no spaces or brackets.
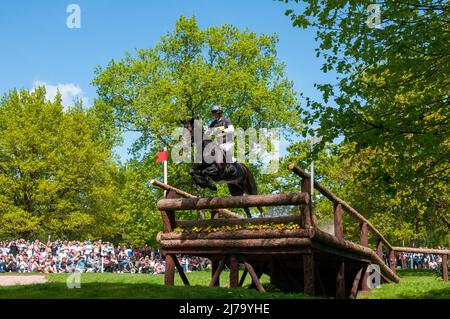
0,282,312,299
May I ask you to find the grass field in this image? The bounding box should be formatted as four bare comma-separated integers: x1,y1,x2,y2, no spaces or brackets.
360,269,450,299
0,269,449,299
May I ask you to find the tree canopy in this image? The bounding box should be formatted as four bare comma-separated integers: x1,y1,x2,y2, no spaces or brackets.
93,16,301,158
283,0,449,246
0,87,121,240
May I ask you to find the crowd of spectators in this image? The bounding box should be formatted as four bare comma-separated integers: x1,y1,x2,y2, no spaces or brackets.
395,252,445,270
0,239,210,274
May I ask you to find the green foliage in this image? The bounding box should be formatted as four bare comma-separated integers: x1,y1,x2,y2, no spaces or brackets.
93,15,301,157
284,1,449,246
91,15,304,234
0,87,120,240
361,269,450,299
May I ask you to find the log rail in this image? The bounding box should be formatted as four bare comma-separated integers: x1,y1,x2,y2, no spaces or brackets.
289,163,449,283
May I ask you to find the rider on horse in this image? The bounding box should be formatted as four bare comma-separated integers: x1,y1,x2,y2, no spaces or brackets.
203,105,238,178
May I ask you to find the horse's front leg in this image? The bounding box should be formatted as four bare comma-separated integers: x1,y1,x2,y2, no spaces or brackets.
189,167,217,191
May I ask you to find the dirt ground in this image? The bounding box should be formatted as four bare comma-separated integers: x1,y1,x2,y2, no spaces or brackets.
0,275,48,286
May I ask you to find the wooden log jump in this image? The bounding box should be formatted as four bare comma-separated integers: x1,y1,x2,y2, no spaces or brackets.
157,229,310,241
150,179,242,219
289,163,393,251
157,192,309,210
156,163,448,298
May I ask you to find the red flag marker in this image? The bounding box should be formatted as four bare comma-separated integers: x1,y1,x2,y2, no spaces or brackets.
156,150,168,163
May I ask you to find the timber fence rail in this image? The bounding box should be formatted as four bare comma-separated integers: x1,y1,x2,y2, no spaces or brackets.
288,163,449,282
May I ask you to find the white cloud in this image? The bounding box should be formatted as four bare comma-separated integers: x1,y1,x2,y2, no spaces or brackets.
32,81,89,108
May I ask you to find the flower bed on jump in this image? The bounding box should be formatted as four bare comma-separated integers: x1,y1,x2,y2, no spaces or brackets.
173,222,301,233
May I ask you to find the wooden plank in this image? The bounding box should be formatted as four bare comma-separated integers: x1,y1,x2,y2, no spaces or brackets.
334,203,344,240
336,259,345,298
159,238,312,249
157,192,309,210
150,179,242,219
160,248,312,255
209,256,227,287
158,229,310,241
303,253,315,295
392,246,450,255
170,254,190,286
349,267,364,299
289,163,393,251
229,255,239,288
164,254,175,285
443,254,448,282
242,258,265,293
176,215,302,229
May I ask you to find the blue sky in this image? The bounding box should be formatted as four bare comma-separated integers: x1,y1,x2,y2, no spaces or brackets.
0,0,335,161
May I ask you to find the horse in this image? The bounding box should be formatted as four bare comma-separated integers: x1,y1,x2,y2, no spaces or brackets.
181,118,264,218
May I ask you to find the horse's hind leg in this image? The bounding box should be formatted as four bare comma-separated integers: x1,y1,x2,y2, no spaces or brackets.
227,184,252,218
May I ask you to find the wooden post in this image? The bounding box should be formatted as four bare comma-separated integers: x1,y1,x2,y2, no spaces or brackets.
334,203,344,240
171,254,190,286
349,267,364,299
160,190,177,232
442,254,448,282
359,222,368,247
210,256,227,287
303,253,315,295
336,258,345,299
211,259,221,287
300,177,313,228
229,255,239,288
164,254,175,285
376,239,383,260
359,222,369,291
242,259,265,293
389,249,396,273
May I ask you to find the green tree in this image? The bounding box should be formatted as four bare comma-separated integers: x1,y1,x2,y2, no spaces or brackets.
0,87,120,240
92,15,304,227
284,1,449,246
93,15,301,158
